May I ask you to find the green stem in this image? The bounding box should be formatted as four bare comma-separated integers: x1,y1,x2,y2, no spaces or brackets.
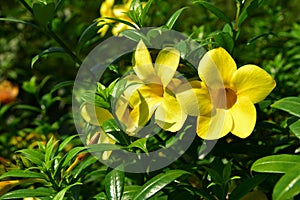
233,1,241,32
19,0,33,14
47,28,82,65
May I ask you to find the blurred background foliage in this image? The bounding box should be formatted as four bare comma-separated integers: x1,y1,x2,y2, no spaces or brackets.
1,0,300,199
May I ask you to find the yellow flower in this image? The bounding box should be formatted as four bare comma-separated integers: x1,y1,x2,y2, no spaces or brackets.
96,0,133,37
114,40,208,135
80,103,116,160
196,47,276,140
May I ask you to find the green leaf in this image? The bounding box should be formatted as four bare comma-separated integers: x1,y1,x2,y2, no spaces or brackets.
58,135,78,152
22,76,37,94
17,149,45,166
93,192,108,200
87,143,123,153
238,0,263,28
50,80,74,94
127,138,148,154
140,0,154,26
212,31,234,53
73,156,98,179
229,174,268,200
133,170,190,200
122,186,141,200
251,154,300,174
165,7,187,29
290,120,300,139
32,2,55,26
121,29,150,45
0,18,39,29
53,182,82,200
273,166,300,200
105,167,125,200
0,170,46,180
13,104,41,112
193,1,232,24
0,187,54,199
271,97,300,118
61,146,86,168
77,21,99,51
44,137,59,169
31,47,66,68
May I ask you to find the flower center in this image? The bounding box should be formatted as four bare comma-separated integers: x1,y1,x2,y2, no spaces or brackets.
213,87,237,109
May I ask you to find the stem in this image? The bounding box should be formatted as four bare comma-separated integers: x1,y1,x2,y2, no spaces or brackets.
233,1,241,32
47,28,82,65
19,0,33,14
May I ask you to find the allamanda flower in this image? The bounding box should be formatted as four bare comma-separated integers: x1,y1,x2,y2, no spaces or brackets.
196,47,276,140
96,0,134,37
114,40,208,135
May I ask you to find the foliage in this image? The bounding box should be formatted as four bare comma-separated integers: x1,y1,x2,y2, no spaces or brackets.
0,0,300,199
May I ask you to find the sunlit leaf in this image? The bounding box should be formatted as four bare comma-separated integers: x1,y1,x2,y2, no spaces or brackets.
133,170,190,200
165,7,187,29
271,97,300,118
251,154,300,174
273,166,300,200
105,167,124,200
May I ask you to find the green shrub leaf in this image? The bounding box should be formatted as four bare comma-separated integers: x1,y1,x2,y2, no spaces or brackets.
133,170,190,200
105,167,125,200
271,97,300,118
251,154,300,174
273,166,300,200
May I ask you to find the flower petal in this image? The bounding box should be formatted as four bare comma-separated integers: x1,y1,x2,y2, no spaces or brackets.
229,96,256,138
197,108,233,140
81,103,113,126
176,81,212,116
133,40,156,82
198,47,237,87
231,64,276,104
154,47,180,87
155,89,187,132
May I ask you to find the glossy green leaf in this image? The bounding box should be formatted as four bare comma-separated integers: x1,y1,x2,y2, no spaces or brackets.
31,47,66,68
127,138,148,153
193,1,232,24
32,2,55,26
230,174,268,200
251,154,300,174
289,119,300,139
0,170,46,180
53,182,82,200
105,167,124,200
133,170,190,200
122,186,141,200
273,166,300,200
0,187,54,199
271,97,300,118
165,7,187,29
17,149,45,166
73,156,98,179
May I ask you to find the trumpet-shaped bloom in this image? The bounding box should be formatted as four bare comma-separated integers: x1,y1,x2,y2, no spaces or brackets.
114,41,208,135
197,47,276,140
96,0,133,37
